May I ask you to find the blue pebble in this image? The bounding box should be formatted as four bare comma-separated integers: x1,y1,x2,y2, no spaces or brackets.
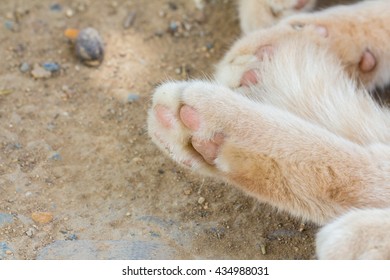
149,231,161,238
127,93,140,103
66,233,78,241
206,42,214,50
20,62,30,73
4,20,14,31
42,62,60,72
169,21,178,33
49,152,62,161
50,3,62,11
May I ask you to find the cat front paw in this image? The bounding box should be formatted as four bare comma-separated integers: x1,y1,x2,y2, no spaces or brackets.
216,16,377,91
148,81,248,176
214,23,327,90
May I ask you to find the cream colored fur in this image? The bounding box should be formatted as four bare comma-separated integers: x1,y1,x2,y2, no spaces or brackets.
148,0,390,259
219,0,390,90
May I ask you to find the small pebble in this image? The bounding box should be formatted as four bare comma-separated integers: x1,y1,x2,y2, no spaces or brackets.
50,3,62,11
183,188,192,195
154,30,164,37
168,21,179,34
198,197,205,204
20,62,30,73
125,212,131,216
4,20,17,31
75,27,104,67
31,64,52,79
65,8,74,17
61,84,75,96
49,152,62,161
31,212,53,224
183,22,192,31
65,233,78,240
127,93,140,103
42,62,60,73
260,244,267,255
168,2,178,10
5,250,12,255
0,89,13,96
206,42,214,50
112,89,139,103
26,228,35,237
123,11,136,29
131,157,143,163
150,231,160,238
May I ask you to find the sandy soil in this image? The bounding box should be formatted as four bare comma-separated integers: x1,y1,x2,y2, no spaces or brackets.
0,0,386,260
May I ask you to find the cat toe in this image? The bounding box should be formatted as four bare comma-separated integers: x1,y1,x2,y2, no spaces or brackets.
359,49,376,73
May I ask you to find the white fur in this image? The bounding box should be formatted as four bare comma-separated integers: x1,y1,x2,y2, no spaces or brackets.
317,208,390,259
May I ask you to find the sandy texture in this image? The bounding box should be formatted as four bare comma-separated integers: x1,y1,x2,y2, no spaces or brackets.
0,0,386,260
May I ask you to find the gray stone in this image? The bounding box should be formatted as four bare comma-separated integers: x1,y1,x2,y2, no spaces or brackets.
75,27,104,67
127,93,140,103
42,62,60,72
20,62,30,73
31,64,51,79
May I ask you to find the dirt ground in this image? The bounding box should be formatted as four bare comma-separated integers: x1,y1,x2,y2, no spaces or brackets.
0,0,385,260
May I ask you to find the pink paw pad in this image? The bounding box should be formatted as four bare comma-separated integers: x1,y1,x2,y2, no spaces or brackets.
179,105,225,165
359,50,376,73
240,69,259,87
240,45,274,87
154,105,175,129
180,105,201,131
294,0,309,10
191,133,224,165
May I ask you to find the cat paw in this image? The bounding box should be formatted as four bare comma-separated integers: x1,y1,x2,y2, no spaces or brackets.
216,17,377,90
316,208,390,259
214,23,328,90
148,81,248,176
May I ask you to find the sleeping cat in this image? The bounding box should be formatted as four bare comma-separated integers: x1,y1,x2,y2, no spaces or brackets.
148,0,390,259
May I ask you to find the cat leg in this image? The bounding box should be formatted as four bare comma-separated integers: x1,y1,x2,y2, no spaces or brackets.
148,80,390,225
316,208,390,259
238,0,316,33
